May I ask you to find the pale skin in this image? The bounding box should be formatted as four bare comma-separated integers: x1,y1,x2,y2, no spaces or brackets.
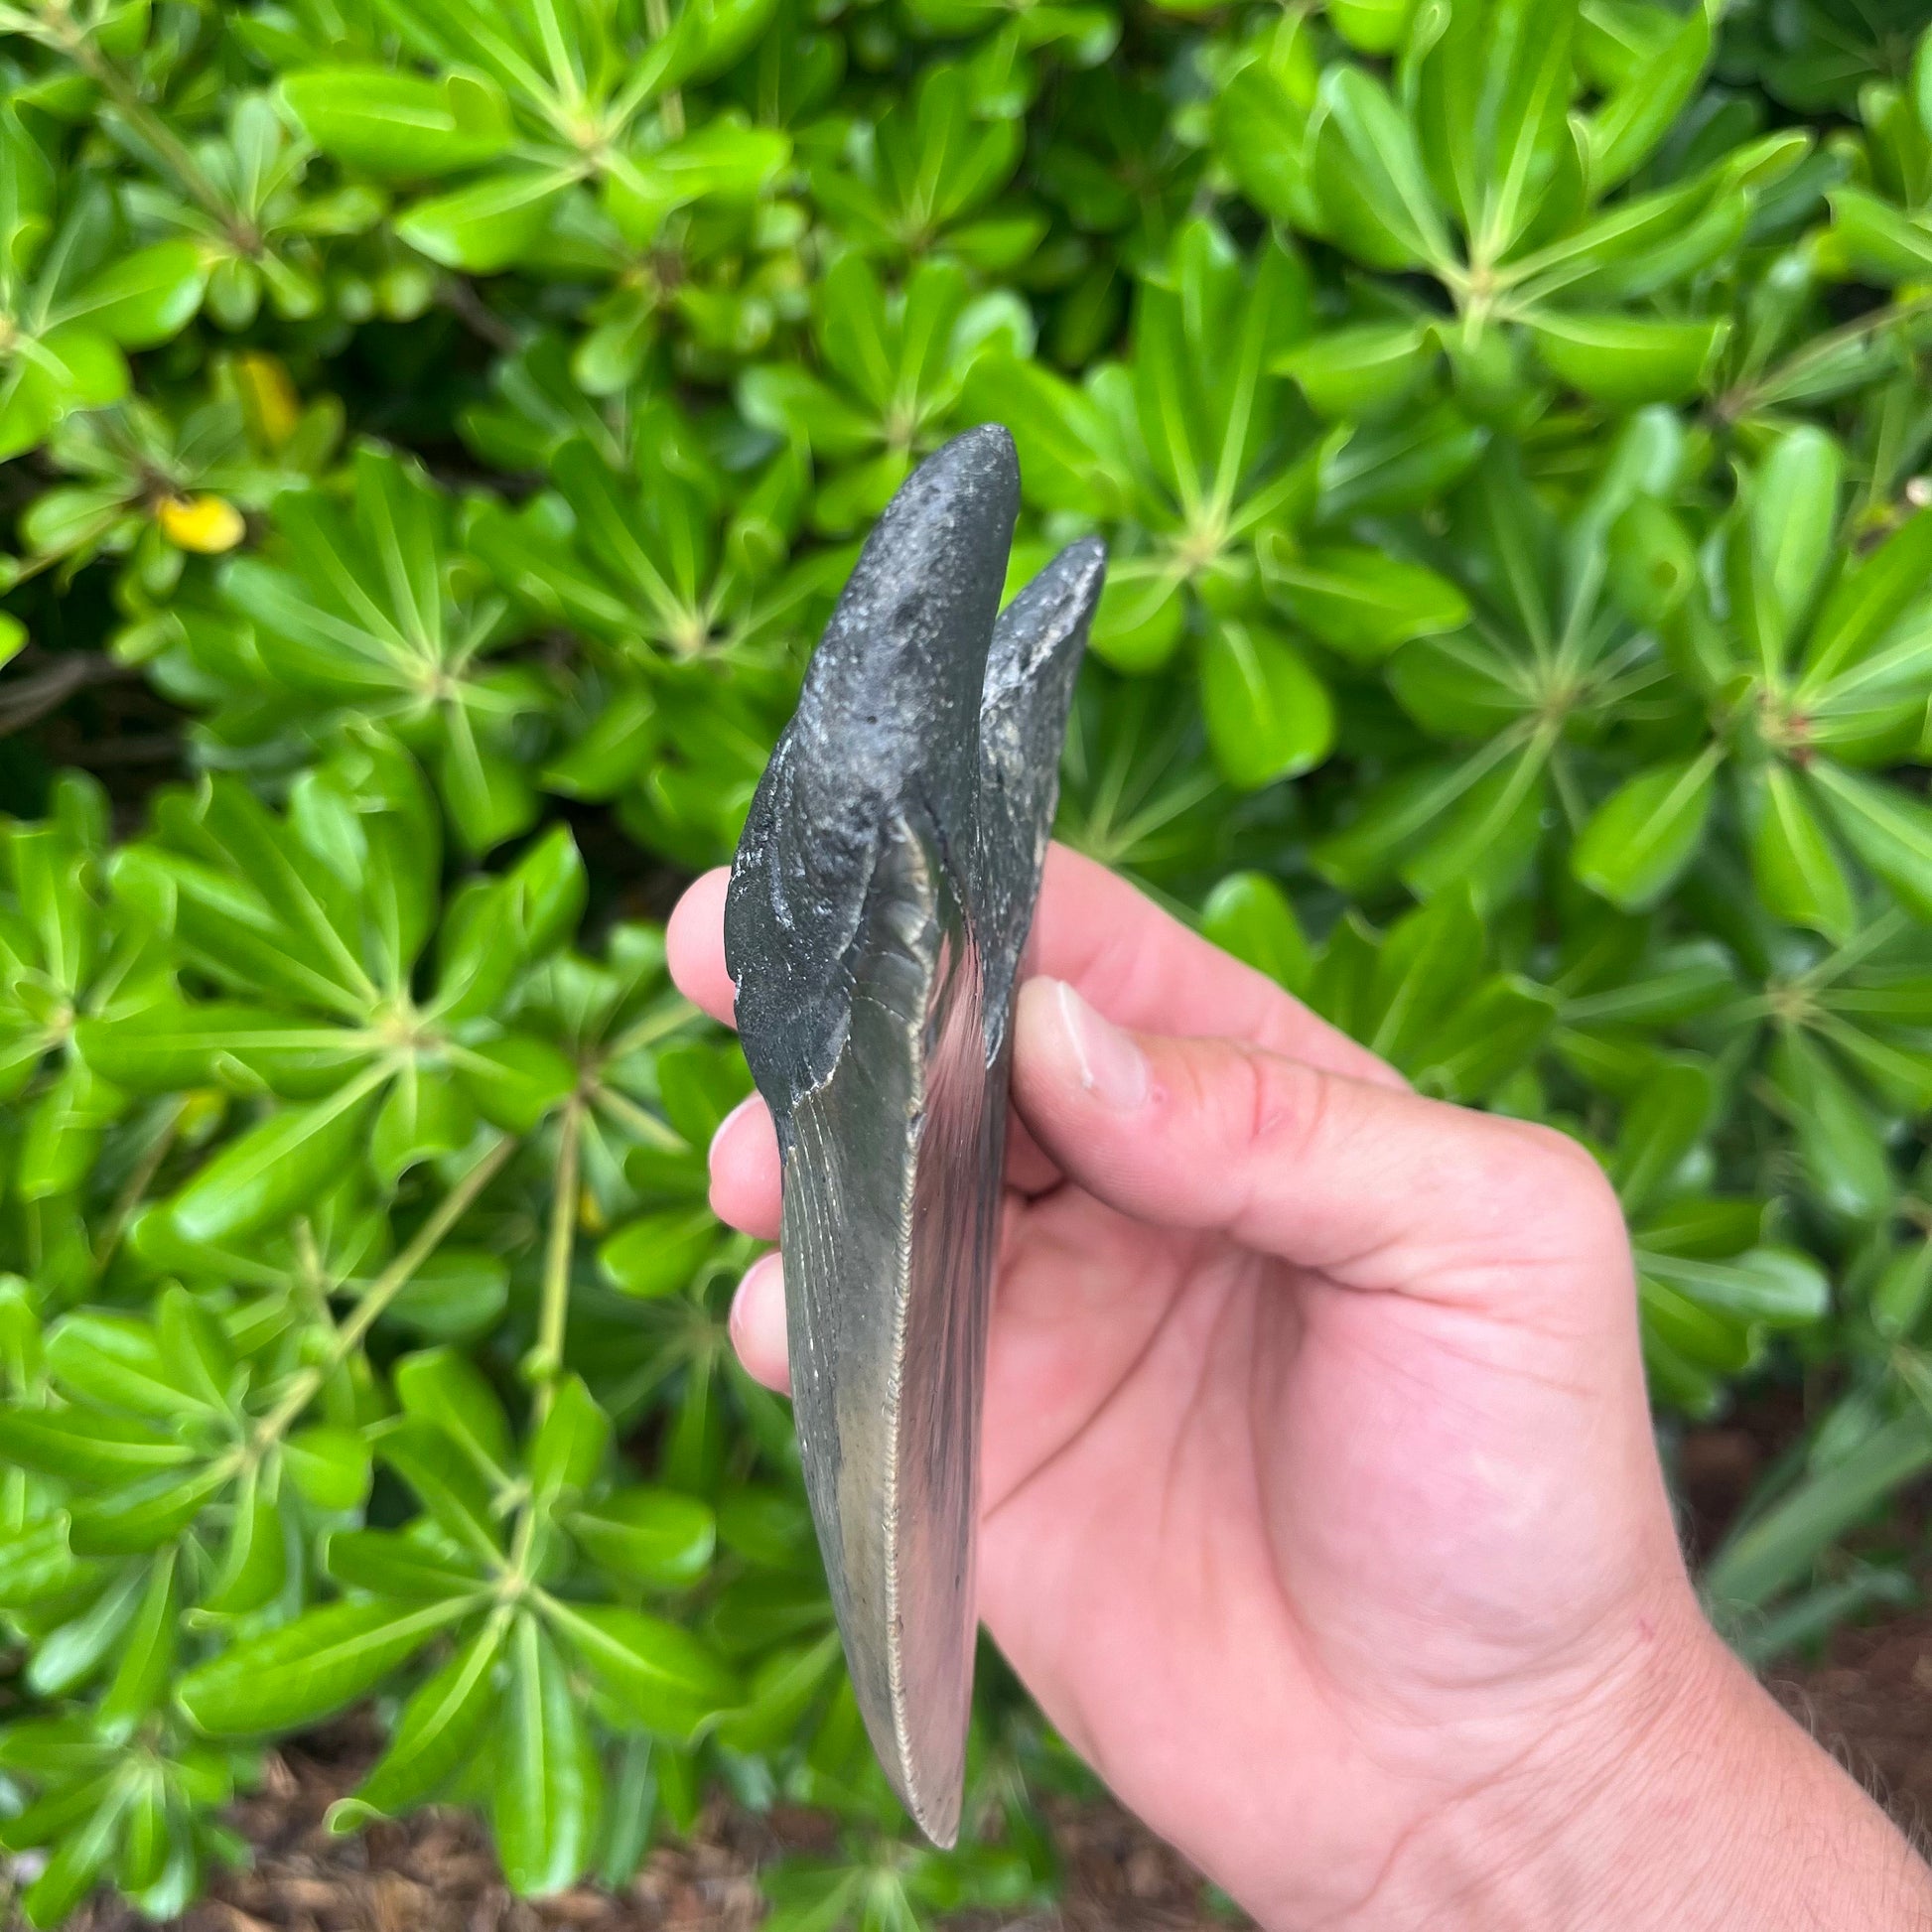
668,845,1932,1932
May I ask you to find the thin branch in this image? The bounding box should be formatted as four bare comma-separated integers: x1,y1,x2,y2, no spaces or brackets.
253,1132,519,1446
0,653,134,738
436,276,522,354
529,1099,584,1421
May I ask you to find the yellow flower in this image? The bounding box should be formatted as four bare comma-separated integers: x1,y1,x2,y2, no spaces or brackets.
157,493,246,553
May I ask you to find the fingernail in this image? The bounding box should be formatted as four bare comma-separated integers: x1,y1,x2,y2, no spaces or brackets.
1053,979,1148,1110
709,1093,760,1160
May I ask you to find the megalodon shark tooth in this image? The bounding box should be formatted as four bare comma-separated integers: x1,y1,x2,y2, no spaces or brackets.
724,425,1105,1845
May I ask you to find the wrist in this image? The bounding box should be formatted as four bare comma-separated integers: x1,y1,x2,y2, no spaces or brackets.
1335,1580,1932,1932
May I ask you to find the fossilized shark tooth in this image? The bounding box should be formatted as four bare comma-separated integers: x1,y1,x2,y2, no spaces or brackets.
725,426,1105,1846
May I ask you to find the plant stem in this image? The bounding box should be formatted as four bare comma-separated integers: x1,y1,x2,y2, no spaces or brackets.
592,1082,684,1150
89,1096,184,1279
530,1099,583,1419
38,2,253,248
605,994,700,1066
1720,292,1932,423
253,1132,517,1446
641,0,685,139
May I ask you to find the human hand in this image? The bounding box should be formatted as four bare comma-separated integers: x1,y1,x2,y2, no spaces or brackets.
669,845,1932,1931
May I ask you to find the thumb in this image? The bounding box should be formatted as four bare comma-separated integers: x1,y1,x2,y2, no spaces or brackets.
1011,977,1630,1313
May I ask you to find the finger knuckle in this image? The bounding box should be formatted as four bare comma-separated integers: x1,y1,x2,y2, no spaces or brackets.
1505,1119,1625,1233
1239,1047,1331,1166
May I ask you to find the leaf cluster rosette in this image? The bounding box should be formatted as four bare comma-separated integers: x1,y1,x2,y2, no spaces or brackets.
0,0,1931,1917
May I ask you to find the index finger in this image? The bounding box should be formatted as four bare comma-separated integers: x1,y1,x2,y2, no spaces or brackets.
664,843,1399,1089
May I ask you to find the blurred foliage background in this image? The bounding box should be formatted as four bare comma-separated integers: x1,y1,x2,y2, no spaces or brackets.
1,0,1931,1921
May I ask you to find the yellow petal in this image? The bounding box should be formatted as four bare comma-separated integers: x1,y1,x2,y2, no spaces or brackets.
157,493,245,554
233,348,301,447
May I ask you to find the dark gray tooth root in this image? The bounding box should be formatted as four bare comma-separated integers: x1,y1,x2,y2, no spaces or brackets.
723,427,1106,1844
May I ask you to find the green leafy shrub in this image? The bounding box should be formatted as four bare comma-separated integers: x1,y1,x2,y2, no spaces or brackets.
1,0,1931,1922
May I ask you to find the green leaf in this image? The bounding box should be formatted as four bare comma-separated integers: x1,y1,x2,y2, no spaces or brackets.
433,826,586,1025
375,1420,504,1564
28,1565,146,1695
1364,890,1485,1065
1808,760,1932,920
395,1347,514,1486
163,1077,382,1247
0,327,127,462
201,1471,287,1616
1199,873,1313,996
396,169,573,274
1750,764,1857,943
1827,186,1932,285
19,1789,120,1929
285,1425,374,1513
0,1520,87,1608
453,1035,575,1132
1587,3,1712,191
158,1284,234,1413
1607,496,1698,625
1213,69,1317,231
1611,1057,1715,1215
1388,631,1532,737
1410,973,1558,1103
385,1249,511,1340
569,1487,717,1587
1319,402,1487,519
1088,570,1186,673
597,1207,718,1300
1259,541,1469,662
1198,622,1335,790
529,1374,612,1507
67,1460,232,1556
961,355,1115,517
280,69,513,178
96,1550,179,1739
1274,322,1434,422
1707,1412,1932,1609
1740,427,1841,667
545,1599,740,1737
711,1630,843,1754
66,241,207,347
1872,1243,1932,1341
45,1311,213,1421
0,1408,194,1484
179,1596,472,1735
1572,753,1720,911
495,1614,601,1897
1768,1030,1895,1221
654,1041,751,1148
371,1069,478,1186
1330,0,1415,53
438,720,540,854
1414,0,1579,262
605,121,791,247
1641,1247,1829,1326
323,1528,490,1600
1801,507,1932,689
1311,68,1453,271
334,1619,507,1829
1402,745,1549,907
1527,312,1729,405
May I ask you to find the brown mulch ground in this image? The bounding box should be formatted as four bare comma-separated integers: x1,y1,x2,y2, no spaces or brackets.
1771,1614,1932,1854
38,1604,1932,1932
43,1389,1932,1932
49,1723,1222,1932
